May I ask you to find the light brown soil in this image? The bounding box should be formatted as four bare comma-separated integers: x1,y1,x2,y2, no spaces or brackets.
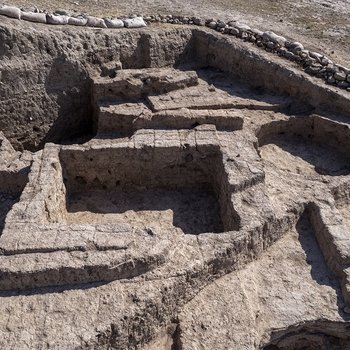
5,0,350,66
260,135,350,177
66,189,224,234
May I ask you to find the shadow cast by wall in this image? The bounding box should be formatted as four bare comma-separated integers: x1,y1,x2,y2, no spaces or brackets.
67,189,224,235
42,55,93,148
296,212,350,320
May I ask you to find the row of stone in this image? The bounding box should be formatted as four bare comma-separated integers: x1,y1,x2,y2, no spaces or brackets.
0,4,349,91
0,5,147,28
144,15,350,92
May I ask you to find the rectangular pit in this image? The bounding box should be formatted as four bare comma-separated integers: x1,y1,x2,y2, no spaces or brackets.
60,143,238,234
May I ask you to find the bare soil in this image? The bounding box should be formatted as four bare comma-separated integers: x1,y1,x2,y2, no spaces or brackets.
260,135,350,177
66,189,224,234
5,0,350,66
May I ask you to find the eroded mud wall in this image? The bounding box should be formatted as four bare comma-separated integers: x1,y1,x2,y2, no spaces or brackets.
0,17,194,150
193,28,350,118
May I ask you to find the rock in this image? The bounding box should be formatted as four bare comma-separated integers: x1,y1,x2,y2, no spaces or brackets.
46,14,69,25
347,75,350,83
289,41,304,53
334,71,347,81
316,68,327,78
230,28,240,36
208,21,217,29
123,17,147,28
67,16,88,26
304,58,316,67
251,28,263,37
336,81,349,88
326,65,336,73
335,64,350,74
327,75,336,84
262,31,286,46
86,16,107,28
284,51,299,62
0,5,21,19
21,11,47,24
224,26,232,34
321,57,332,66
217,21,226,29
104,18,124,28
266,41,276,50
235,22,251,34
193,17,205,26
309,51,323,62
305,64,322,75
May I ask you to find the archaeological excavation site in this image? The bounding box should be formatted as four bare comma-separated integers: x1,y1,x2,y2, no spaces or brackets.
0,5,350,349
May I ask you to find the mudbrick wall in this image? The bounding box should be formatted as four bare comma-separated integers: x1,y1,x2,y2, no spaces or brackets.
0,9,350,350
0,17,194,150
0,13,350,150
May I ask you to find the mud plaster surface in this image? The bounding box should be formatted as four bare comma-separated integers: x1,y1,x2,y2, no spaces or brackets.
260,135,350,177
66,190,223,234
175,216,343,349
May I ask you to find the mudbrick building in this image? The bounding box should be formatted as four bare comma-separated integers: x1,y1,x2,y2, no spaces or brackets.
0,6,350,349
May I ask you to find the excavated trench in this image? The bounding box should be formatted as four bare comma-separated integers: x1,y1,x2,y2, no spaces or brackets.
257,115,350,177
1,18,350,151
1,17,350,350
60,144,235,234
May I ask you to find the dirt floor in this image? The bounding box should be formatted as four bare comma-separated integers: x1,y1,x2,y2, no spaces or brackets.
66,189,224,234
5,0,350,67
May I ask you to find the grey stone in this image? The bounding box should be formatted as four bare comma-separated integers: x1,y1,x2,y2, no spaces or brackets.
334,71,347,81
104,18,124,28
337,81,349,88
335,64,350,74
266,41,276,50
193,17,205,26
327,75,336,84
86,15,107,28
262,31,286,46
217,21,226,28
123,16,147,28
0,5,21,19
21,11,47,23
68,16,88,26
305,64,322,75
231,28,241,37
46,14,69,25
208,21,217,29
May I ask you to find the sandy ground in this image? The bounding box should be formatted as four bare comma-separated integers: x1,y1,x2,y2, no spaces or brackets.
4,0,350,66
66,189,224,234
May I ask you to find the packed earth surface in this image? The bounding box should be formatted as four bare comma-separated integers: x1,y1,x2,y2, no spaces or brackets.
0,1,350,349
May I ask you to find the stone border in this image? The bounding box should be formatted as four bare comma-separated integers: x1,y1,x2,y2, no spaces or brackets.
0,4,349,91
